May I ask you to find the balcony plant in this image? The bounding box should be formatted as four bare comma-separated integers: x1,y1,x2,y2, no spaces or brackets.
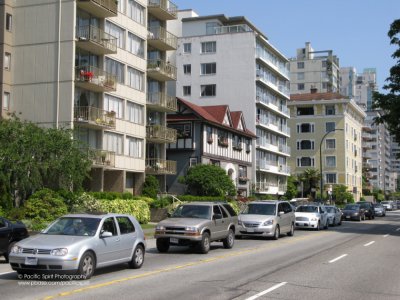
207,137,213,144
218,136,228,147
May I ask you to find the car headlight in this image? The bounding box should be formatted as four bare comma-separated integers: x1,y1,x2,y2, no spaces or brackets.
185,226,197,232
353,212,359,216
11,245,23,254
238,220,243,225
50,248,68,256
155,225,166,231
311,218,318,221
262,220,274,226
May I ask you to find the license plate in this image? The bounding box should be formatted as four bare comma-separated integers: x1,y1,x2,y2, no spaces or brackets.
170,238,179,244
25,257,38,265
247,228,254,233
346,216,350,219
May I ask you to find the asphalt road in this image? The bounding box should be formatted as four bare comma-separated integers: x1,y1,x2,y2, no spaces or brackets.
1,211,400,300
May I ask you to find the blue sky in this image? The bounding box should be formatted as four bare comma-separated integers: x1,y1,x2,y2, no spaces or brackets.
172,0,400,91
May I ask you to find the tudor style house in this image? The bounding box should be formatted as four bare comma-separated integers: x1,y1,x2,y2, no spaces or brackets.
166,98,256,196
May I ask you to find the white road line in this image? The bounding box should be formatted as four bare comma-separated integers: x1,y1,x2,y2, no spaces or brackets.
384,234,390,237
0,271,15,276
328,254,348,263
364,241,375,247
246,282,287,300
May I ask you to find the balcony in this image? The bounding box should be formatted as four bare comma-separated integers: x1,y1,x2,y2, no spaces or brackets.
75,66,117,92
147,59,177,81
218,137,229,147
254,181,278,193
146,158,177,175
148,26,177,51
146,125,177,143
147,0,178,20
76,25,117,55
147,92,177,112
90,149,116,167
74,106,116,129
77,0,117,18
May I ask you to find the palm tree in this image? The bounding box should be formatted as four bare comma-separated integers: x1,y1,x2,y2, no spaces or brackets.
297,168,321,200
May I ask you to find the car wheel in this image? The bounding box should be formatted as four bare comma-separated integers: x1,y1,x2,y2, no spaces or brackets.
156,238,170,253
272,225,280,240
199,232,210,254
77,252,95,280
223,229,235,249
332,219,336,227
324,220,329,230
316,221,321,231
287,223,294,236
129,244,144,269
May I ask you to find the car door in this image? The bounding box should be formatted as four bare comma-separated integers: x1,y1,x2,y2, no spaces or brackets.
96,217,124,267
319,207,327,226
0,218,10,254
283,202,294,230
212,205,226,240
278,203,290,232
115,216,137,261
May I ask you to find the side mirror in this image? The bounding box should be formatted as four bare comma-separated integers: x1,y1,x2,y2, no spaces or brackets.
213,213,222,220
278,211,285,216
100,231,113,238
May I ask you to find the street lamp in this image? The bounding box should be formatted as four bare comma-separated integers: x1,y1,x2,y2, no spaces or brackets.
319,128,344,203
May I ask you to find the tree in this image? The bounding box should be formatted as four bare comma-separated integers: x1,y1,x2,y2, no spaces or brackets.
373,19,400,154
0,117,92,207
332,185,354,205
297,169,321,200
284,175,298,200
142,175,159,199
182,164,236,197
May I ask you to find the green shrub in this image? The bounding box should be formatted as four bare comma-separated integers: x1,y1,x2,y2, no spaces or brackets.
177,195,225,202
121,192,134,199
6,207,26,221
71,192,103,213
142,175,159,199
0,205,5,216
100,199,150,224
150,197,172,208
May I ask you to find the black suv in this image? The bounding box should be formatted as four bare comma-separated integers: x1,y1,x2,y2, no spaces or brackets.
356,201,375,220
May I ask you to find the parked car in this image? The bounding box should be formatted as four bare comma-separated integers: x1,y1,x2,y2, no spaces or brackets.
154,202,237,254
9,213,146,279
294,203,329,230
374,203,386,217
325,206,342,226
356,201,375,220
341,204,366,221
381,201,395,211
237,200,295,240
0,217,29,262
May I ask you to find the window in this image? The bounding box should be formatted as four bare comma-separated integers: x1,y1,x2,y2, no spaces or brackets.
183,86,191,96
206,126,213,141
127,67,144,91
105,21,125,49
105,58,124,84
104,94,123,118
297,62,304,69
101,218,117,236
322,82,327,89
298,83,305,90
325,105,335,115
206,22,219,34
238,165,247,178
126,136,143,158
189,157,198,167
297,140,314,150
6,14,12,31
326,173,337,184
3,92,10,110
201,41,216,53
126,101,144,124
297,157,314,167
116,217,135,234
322,60,327,68
297,107,314,116
326,156,336,167
326,122,336,132
201,63,216,75
127,0,145,25
127,32,144,57
4,53,11,70
326,139,336,149
183,64,191,74
201,84,216,97
297,123,314,133
210,159,220,166
297,72,305,80
104,132,123,155
183,43,191,53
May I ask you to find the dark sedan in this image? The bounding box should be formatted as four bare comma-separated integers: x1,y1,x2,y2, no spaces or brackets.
0,217,29,262
341,204,366,221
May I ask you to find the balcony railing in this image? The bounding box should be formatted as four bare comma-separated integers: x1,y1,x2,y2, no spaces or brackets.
76,25,117,54
214,24,253,35
90,149,116,167
77,0,117,18
74,106,116,129
75,65,117,92
146,125,177,143
147,59,177,81
148,26,177,50
146,158,177,175
147,92,177,112
254,181,278,193
147,0,178,20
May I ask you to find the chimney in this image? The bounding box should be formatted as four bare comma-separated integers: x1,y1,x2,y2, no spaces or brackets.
310,86,318,94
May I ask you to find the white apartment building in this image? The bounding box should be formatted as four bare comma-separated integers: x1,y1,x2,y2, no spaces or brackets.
173,12,291,196
290,42,340,94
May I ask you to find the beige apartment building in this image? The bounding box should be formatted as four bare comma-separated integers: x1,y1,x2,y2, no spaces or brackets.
288,92,366,201
0,0,178,194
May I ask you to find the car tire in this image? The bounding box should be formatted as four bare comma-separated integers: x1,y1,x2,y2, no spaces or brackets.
324,220,329,230
199,232,210,254
332,219,336,227
129,244,144,269
223,229,235,249
272,225,280,240
156,238,170,253
316,221,321,231
77,251,95,280
287,223,294,236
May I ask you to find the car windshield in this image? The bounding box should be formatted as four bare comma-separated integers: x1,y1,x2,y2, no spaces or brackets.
344,205,359,210
375,204,382,208
326,207,335,213
296,206,318,213
242,204,276,216
44,217,101,236
171,205,211,219
381,201,389,204
357,202,369,208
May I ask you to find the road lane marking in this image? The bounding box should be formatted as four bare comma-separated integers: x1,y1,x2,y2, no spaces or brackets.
0,271,15,276
364,241,375,247
383,234,390,237
328,254,348,263
245,282,287,300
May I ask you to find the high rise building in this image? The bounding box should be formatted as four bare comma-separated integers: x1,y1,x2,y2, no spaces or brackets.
173,12,291,196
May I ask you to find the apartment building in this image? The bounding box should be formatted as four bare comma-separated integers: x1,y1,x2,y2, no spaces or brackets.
0,0,178,194
166,98,256,196
289,42,340,94
288,92,365,201
173,12,291,196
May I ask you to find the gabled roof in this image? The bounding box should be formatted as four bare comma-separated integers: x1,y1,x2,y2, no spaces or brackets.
290,92,348,101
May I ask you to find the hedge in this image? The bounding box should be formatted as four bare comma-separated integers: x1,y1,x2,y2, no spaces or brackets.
99,199,150,224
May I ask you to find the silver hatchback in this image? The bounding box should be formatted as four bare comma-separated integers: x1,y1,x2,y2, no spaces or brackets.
237,201,295,240
9,213,146,279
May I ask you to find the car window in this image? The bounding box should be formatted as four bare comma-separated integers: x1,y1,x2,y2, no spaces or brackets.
213,205,222,216
218,205,228,218
278,203,284,213
296,206,318,213
243,203,276,215
171,205,211,219
101,217,117,236
283,202,292,213
116,216,135,234
222,203,237,216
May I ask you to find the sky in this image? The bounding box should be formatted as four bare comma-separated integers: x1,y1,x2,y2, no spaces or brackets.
172,0,400,91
